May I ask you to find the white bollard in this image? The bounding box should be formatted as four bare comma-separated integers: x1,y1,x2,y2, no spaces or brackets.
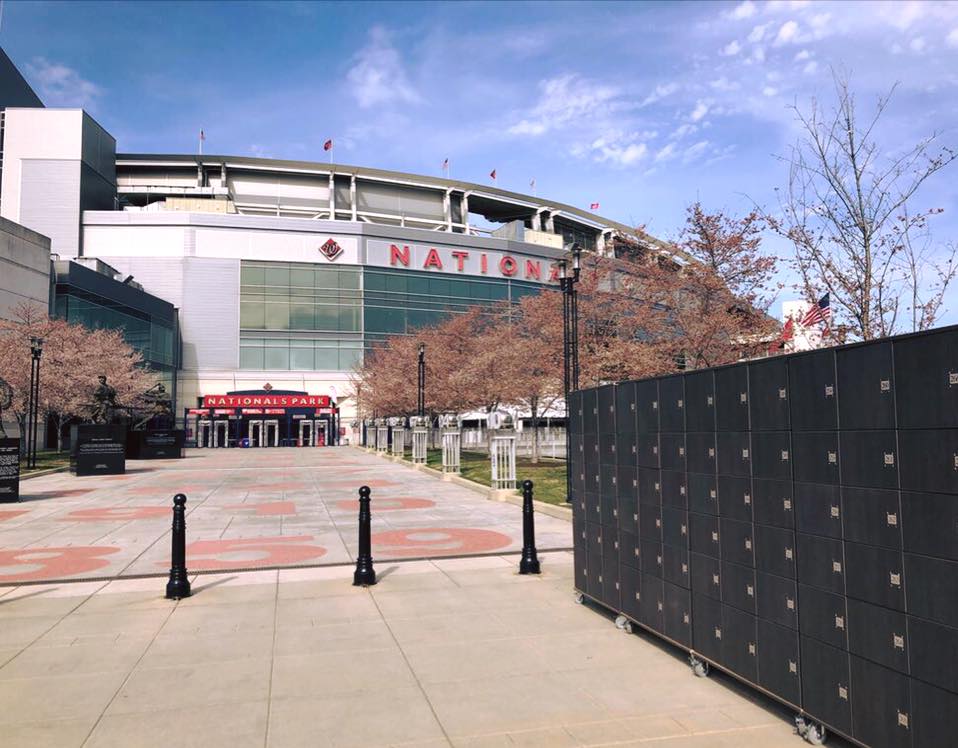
490,435,517,490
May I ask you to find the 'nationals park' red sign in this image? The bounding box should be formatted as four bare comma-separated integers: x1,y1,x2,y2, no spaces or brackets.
202,395,332,408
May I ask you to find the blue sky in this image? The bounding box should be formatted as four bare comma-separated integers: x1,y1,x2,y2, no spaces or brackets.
5,0,958,322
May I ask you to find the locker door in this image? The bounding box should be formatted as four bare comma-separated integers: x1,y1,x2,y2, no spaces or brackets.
663,544,691,589
798,583,848,650
692,592,723,663
849,655,913,748
597,384,616,434
720,517,754,567
662,507,689,549
663,581,692,647
748,357,790,431
903,553,958,628
615,381,637,434
847,598,910,675
717,475,752,522
641,540,664,578
686,432,716,475
721,560,757,615
574,530,589,592
602,537,621,611
619,530,639,571
757,571,798,630
898,428,958,494
716,431,751,478
658,375,686,432
690,551,722,601
844,542,905,611
894,326,958,428
792,431,840,485
660,433,687,472
619,566,641,620
754,524,796,579
801,636,852,735
752,478,796,530
749,431,792,481
689,512,721,559
796,533,845,595
901,491,958,561
616,466,638,534
635,432,660,469
582,389,598,435
638,572,665,633
688,472,719,516
908,615,958,698
757,618,801,706
637,467,661,506
837,340,896,430
788,349,838,431
795,482,842,539
661,470,688,510
715,363,750,432
722,604,758,682
635,379,660,433
842,487,902,549
685,369,716,432
839,431,899,490
911,678,958,748
639,503,662,543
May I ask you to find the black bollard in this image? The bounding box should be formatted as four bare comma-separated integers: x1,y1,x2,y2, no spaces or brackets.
353,485,377,586
165,493,191,599
519,479,541,574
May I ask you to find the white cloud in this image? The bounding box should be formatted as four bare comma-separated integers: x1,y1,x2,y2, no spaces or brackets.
891,1,926,30
710,77,740,92
722,40,742,56
775,20,800,45
654,142,676,162
24,58,102,108
763,86,779,97
640,82,679,107
910,37,927,53
794,49,811,61
593,140,648,166
948,28,958,47
347,27,420,109
682,140,710,164
690,101,710,121
803,60,819,74
509,74,620,136
748,23,770,43
751,46,767,62
730,1,757,20
671,123,698,140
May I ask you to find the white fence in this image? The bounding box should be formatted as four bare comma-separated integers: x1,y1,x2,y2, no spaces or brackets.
412,428,428,464
391,428,405,456
460,428,566,459
441,430,461,474
376,426,389,453
490,435,517,490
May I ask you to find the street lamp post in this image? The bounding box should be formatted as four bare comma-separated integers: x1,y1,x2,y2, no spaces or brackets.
559,244,582,504
417,343,425,418
28,337,43,470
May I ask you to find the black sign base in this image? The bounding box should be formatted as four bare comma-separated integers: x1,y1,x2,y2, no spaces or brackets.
0,437,20,502
70,425,126,476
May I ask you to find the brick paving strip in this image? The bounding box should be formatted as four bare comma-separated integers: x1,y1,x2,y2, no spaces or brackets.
0,552,806,748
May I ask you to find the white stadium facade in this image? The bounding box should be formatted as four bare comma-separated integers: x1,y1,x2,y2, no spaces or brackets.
0,54,662,445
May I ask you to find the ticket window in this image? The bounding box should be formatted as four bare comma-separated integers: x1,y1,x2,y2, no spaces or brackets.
213,420,229,448
298,420,314,447
249,420,263,447
264,419,279,447
198,420,212,448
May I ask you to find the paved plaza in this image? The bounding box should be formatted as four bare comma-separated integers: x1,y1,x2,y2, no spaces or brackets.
0,552,808,748
0,447,572,584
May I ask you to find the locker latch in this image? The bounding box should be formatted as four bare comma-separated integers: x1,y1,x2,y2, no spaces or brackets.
598,575,603,583
950,372,958,386
838,685,848,700
787,597,795,610
615,581,620,590
887,512,898,526
635,591,640,601
681,524,687,535
707,395,714,406
655,518,661,528
712,573,720,585
679,446,685,456
744,493,752,506
613,540,619,549
890,572,901,587
680,486,687,496
898,712,909,729
785,547,793,560
632,445,637,454
656,554,662,565
655,482,661,492
835,615,845,630
634,548,639,557
781,450,789,461
715,627,722,639
828,451,837,464
745,538,752,550
884,452,895,466
833,561,842,573
657,601,663,612
653,445,658,454
880,379,891,392
893,633,905,650
742,449,749,459
954,454,958,471
825,384,834,397
708,447,715,458
783,498,792,511
611,444,616,453
612,476,617,485
710,489,717,499
681,562,689,574
677,399,684,409
683,613,690,624
633,478,638,487
631,403,636,411
712,532,719,543
746,584,754,597
740,392,747,403
789,660,797,674
779,388,787,399
830,505,840,518
748,642,756,655
633,513,638,522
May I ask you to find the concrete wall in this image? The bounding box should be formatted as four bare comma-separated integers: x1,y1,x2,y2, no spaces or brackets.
0,216,50,321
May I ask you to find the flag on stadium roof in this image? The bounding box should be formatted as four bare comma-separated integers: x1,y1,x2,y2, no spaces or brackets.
800,294,831,327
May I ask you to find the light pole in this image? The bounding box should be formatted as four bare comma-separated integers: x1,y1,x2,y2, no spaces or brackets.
28,337,43,470
417,343,425,419
559,244,582,504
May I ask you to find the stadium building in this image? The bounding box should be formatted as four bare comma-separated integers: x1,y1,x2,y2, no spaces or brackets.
0,50,660,446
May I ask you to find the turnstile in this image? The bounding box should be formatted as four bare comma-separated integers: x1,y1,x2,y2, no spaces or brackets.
249,419,279,447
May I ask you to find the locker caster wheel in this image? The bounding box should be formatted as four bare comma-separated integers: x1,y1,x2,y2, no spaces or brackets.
689,655,709,678
573,592,585,605
795,717,826,746
615,614,628,630
623,620,633,634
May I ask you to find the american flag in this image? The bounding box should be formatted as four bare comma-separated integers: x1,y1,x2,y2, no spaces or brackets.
590,202,600,210
800,293,831,327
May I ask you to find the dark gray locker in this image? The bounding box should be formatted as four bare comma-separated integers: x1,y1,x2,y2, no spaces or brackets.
685,370,716,432
898,429,958,494
690,512,721,559
748,357,790,431
616,466,638,529
903,553,958,628
692,592,723,663
597,384,616,434
849,655,913,748
635,379,659,434
842,487,902,549
792,431,840,485
757,571,798,630
795,481,843,539
599,430,617,466
659,432,686,472
663,581,692,647
894,326,958,429
800,636,852,736
587,522,603,557
572,494,586,525
639,503,662,543
690,551,722,600
642,540,664,577
661,470,688,510
582,389,598,434
659,375,685,433
599,486,617,527
750,431,792,481
601,542,621,611
837,340,896,430
789,349,838,431
619,530,639,570
663,544,691,589
755,524,796,579
635,432,660,469
637,467,661,506
847,598,910,675
901,491,958,561
720,517,755,567
638,572,665,633
908,616,958,697
574,530,588,592
752,478,796,530
839,430,899,490
662,506,689,548
757,619,801,706
688,472,719,516
568,390,583,435
796,533,846,595
798,583,848,650
718,475,753,522
619,566,640,620
587,548,603,599
721,560,757,615
616,431,636,466
715,363,750,432
584,491,601,527
844,541,906,611
911,678,958,748
615,381,637,434
716,431,751,478
686,432,717,474
722,604,758,682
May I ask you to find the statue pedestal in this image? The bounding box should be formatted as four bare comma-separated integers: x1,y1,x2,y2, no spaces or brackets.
0,437,20,502
128,429,185,459
70,425,126,476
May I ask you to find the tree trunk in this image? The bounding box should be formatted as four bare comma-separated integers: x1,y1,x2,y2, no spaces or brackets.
530,395,540,464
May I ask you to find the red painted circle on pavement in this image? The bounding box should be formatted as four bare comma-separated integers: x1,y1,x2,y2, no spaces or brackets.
372,527,512,558
0,546,121,582
322,479,398,490
335,497,435,512
223,501,297,516
63,507,170,521
170,535,327,571
0,510,29,522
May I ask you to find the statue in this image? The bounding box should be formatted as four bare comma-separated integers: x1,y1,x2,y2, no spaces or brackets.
88,375,122,424
133,383,173,430
0,376,12,438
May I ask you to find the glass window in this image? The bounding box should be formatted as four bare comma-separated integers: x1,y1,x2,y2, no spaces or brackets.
289,346,314,370
265,301,289,330
241,300,266,329
264,344,289,369
289,302,314,330
241,265,265,287
240,345,265,369
340,345,363,370
314,268,337,289
314,344,339,370
264,266,290,288
314,305,339,331
339,269,361,289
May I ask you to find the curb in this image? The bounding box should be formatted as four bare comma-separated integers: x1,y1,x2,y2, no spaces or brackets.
20,465,70,480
